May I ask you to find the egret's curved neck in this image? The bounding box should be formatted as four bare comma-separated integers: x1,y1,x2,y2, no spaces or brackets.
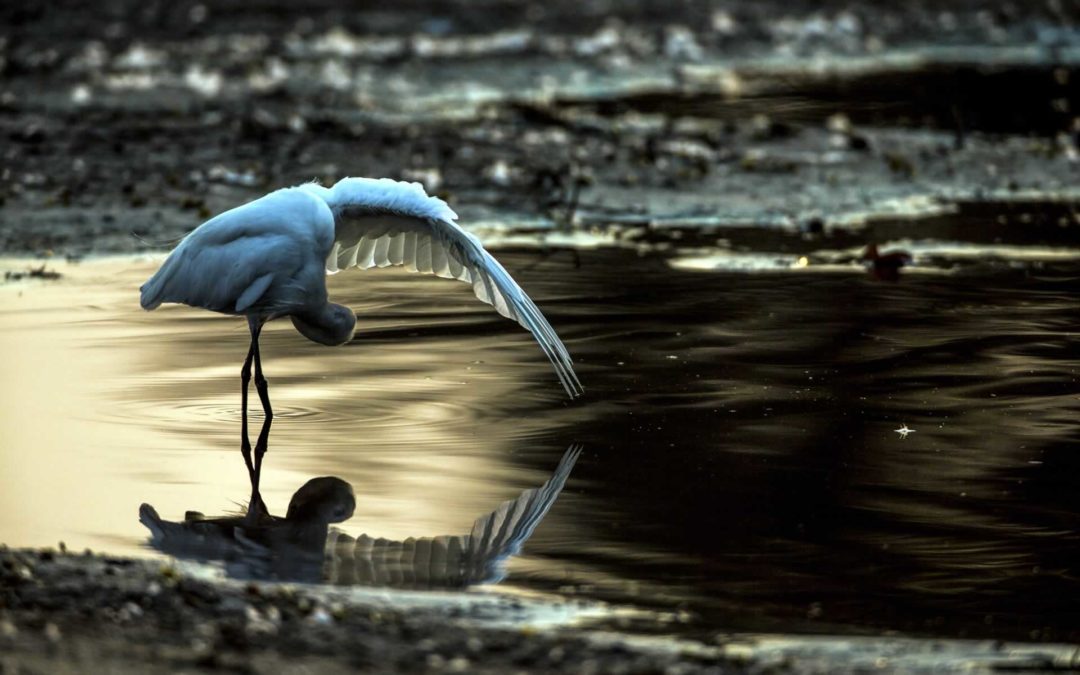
291,303,356,346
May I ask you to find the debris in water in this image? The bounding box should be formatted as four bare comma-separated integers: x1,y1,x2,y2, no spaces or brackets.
5,265,62,281
863,243,913,281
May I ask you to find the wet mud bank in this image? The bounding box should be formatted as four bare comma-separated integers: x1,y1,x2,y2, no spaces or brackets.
0,547,730,674
4,547,1078,674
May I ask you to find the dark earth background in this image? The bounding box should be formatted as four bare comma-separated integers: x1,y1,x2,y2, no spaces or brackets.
2,0,1078,257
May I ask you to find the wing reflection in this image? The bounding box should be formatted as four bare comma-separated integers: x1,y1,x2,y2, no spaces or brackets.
139,445,581,588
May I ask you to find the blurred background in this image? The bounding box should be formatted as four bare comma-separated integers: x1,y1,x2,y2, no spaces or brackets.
1,0,1077,252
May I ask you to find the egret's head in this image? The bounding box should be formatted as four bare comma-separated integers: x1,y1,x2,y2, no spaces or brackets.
286,477,356,524
291,303,356,346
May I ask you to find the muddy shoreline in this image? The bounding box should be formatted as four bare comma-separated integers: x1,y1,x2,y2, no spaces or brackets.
0,546,731,674
4,547,1079,674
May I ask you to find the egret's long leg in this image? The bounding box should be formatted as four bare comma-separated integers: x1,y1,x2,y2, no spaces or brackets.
251,320,273,503
243,318,268,521
240,338,257,483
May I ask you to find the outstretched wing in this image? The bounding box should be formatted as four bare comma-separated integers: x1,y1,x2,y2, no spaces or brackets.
323,445,583,589
305,178,582,398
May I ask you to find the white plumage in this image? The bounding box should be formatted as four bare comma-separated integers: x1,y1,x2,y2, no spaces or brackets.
140,177,582,513
142,177,581,396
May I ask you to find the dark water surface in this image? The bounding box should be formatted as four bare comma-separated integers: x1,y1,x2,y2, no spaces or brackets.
1,238,1078,643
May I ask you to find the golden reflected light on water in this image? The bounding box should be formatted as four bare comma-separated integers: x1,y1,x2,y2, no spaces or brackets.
0,257,577,554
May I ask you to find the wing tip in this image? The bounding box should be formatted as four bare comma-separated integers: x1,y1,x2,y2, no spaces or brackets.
561,443,584,470
561,372,585,399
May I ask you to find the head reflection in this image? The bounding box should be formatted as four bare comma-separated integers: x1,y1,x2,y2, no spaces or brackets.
139,445,582,589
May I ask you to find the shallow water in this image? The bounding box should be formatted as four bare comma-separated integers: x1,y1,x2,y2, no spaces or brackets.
1,238,1078,642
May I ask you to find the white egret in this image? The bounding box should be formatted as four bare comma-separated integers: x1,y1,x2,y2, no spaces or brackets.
140,177,582,509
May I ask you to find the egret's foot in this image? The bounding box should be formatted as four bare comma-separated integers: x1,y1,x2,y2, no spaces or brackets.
245,492,270,525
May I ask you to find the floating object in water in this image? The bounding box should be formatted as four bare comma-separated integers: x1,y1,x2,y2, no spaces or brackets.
140,178,582,514
863,243,913,281
139,445,582,587
894,424,916,439
4,264,62,281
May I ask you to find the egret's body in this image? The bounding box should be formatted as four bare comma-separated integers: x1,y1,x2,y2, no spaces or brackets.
142,189,336,327
141,178,581,513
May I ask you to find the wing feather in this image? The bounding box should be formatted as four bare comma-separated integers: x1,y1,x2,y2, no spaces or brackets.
447,252,467,281
319,177,582,397
388,233,406,265
403,231,419,273
416,235,433,274
326,242,342,274
357,237,378,269
430,242,451,279
372,236,392,268
341,241,359,269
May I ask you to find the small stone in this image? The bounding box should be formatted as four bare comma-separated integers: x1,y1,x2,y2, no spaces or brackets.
44,622,61,643
484,160,513,186
71,85,92,105
17,124,46,144
1,619,17,639
246,605,280,635
848,134,871,151
417,638,437,652
425,653,446,669
579,658,600,675
189,637,212,655
827,113,852,134
447,656,470,672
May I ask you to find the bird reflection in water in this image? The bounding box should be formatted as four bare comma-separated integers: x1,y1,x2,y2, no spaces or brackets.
139,445,582,589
